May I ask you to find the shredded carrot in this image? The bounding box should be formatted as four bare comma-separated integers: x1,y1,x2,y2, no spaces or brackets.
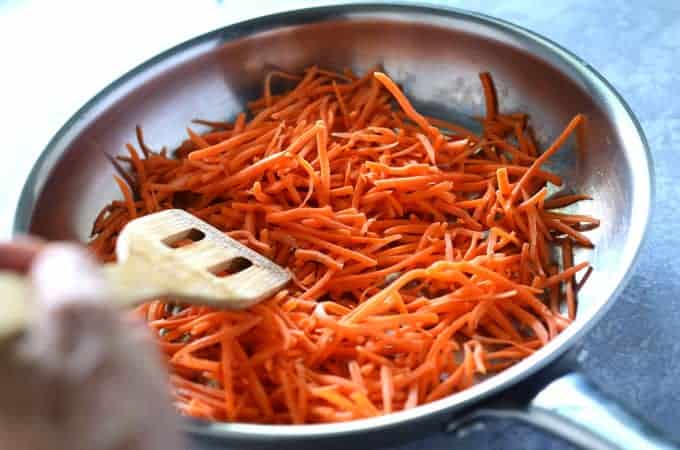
113,175,137,219
92,68,597,424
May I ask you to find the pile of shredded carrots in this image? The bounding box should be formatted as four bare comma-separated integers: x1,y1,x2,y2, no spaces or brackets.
90,67,597,424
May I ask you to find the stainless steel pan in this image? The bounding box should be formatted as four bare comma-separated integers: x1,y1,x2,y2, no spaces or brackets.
13,4,667,449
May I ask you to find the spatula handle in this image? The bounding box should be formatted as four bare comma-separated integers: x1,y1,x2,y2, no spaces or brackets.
0,266,160,342
101,263,165,308
0,272,31,341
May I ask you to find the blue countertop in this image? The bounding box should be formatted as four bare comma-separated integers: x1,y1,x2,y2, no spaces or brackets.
2,1,678,449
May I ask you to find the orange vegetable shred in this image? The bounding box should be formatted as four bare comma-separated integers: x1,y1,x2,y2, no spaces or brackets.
90,68,596,424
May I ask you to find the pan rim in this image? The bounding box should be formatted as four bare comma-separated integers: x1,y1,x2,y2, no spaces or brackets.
13,1,653,441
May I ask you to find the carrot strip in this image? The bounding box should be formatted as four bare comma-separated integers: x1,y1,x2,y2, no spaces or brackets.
374,72,437,138
380,365,394,414
511,115,584,203
296,249,344,271
113,176,137,219
479,72,498,121
188,126,277,160
220,335,236,420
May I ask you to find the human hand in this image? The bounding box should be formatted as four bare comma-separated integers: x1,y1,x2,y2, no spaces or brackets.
0,239,184,450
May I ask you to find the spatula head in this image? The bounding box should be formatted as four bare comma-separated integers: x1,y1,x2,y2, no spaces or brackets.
113,209,290,309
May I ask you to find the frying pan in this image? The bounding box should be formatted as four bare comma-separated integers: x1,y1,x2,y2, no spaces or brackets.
12,3,668,450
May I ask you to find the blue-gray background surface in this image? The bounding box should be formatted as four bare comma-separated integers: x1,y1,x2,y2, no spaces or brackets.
1,1,678,449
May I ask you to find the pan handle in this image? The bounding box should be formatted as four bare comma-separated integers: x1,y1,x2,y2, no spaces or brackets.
446,352,680,450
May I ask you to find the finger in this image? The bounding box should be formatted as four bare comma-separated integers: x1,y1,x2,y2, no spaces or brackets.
25,244,185,450
29,243,108,309
0,236,46,272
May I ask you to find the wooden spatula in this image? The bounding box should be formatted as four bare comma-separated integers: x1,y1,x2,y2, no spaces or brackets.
0,209,290,338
